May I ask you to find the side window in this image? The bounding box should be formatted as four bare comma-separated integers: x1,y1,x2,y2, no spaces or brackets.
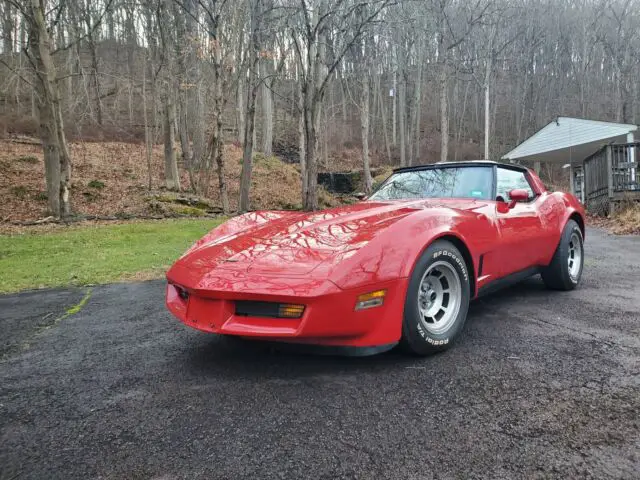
496,168,535,201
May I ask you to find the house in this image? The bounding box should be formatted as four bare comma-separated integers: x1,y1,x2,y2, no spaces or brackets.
502,117,639,215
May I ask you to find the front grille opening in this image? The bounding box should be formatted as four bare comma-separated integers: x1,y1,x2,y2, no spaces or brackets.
174,285,189,301
235,301,305,319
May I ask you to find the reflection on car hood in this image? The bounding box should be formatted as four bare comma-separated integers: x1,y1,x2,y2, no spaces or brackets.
169,198,488,286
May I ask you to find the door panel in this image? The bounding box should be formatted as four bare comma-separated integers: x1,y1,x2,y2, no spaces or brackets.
497,199,544,275
495,167,546,276
536,194,564,264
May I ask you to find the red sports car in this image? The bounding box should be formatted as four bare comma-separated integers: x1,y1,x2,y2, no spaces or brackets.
166,161,585,356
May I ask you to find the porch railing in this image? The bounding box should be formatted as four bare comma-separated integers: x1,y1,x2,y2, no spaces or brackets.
583,142,640,215
610,143,639,192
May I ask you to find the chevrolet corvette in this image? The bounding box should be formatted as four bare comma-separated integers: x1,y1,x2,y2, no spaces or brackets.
166,161,585,356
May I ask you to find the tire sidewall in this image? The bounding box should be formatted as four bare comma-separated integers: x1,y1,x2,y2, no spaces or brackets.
566,221,584,286
402,241,471,355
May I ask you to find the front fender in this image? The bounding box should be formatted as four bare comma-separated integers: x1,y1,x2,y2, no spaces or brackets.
329,208,497,290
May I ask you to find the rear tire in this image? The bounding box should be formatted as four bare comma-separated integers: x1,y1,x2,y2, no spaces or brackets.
400,240,471,356
541,219,584,290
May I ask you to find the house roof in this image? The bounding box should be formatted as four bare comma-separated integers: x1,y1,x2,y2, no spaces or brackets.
501,117,638,164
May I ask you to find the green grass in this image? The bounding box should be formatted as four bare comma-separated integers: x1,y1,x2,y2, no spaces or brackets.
0,218,224,293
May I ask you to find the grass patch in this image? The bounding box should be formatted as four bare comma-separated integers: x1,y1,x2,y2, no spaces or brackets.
0,218,224,293
170,205,208,216
88,179,106,189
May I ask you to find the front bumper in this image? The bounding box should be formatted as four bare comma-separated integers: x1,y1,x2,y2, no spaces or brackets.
165,277,408,347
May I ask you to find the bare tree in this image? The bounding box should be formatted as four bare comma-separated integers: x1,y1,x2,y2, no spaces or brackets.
290,0,391,210
11,0,111,217
4,0,640,219
2,0,13,54
239,0,262,212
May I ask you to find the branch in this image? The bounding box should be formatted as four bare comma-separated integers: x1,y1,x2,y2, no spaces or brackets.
318,0,393,99
52,0,115,54
0,58,35,87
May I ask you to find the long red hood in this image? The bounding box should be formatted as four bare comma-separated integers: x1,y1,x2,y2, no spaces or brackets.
166,199,489,292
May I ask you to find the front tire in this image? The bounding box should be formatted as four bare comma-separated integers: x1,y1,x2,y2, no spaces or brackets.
541,219,584,290
400,240,471,356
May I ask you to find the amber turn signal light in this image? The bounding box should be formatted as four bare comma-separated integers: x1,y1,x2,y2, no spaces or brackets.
355,289,386,310
278,304,305,318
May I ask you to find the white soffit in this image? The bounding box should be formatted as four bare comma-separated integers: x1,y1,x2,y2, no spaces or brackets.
502,117,637,163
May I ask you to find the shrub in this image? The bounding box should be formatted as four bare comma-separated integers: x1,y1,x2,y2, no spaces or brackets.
10,186,29,199
610,203,640,235
171,205,207,217
82,191,100,202
16,155,39,164
88,180,105,189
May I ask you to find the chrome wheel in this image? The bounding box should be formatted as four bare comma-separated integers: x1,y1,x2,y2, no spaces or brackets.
417,261,462,335
568,231,583,282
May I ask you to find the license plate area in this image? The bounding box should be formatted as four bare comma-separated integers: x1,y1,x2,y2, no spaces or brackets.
186,296,234,329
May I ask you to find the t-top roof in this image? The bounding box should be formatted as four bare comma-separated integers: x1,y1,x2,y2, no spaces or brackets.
502,117,637,164
393,160,527,173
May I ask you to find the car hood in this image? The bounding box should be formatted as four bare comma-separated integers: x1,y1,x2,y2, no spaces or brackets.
168,198,488,288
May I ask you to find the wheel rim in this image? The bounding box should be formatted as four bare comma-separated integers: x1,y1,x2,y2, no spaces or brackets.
417,261,462,335
568,232,583,282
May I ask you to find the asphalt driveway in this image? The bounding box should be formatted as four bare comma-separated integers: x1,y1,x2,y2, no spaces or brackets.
1,227,638,479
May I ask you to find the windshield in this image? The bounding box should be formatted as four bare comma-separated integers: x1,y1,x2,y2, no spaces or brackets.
369,166,494,201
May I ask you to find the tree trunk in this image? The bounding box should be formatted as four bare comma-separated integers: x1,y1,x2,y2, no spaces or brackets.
29,0,71,218
413,78,422,165
239,73,258,212
142,63,153,191
178,99,194,188
3,0,13,54
439,64,449,163
392,69,397,146
212,58,229,212
340,73,348,144
191,79,206,171
236,76,246,145
261,65,274,156
239,2,260,213
303,98,320,211
163,90,180,190
377,73,392,164
88,38,103,125
398,70,406,167
484,75,490,160
214,114,229,214
361,75,372,193
322,103,329,168
298,83,307,201
409,55,423,165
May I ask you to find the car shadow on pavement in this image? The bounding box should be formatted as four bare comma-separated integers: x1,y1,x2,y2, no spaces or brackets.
179,276,556,379
469,275,550,313
181,334,419,379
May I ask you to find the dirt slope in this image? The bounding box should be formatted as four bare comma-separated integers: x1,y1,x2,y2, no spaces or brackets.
0,140,340,223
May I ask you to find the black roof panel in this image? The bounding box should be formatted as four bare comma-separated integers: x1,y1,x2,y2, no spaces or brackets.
393,160,529,173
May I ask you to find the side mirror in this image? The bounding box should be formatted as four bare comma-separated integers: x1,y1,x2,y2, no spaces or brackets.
354,192,367,200
507,189,529,208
